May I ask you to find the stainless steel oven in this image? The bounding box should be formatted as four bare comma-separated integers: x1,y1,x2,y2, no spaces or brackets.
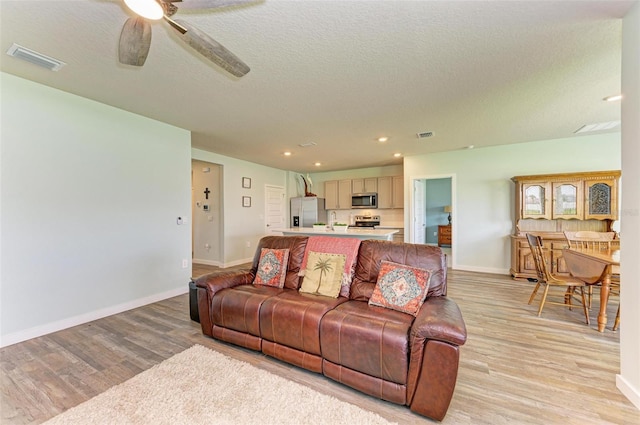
351,193,377,209
353,215,380,228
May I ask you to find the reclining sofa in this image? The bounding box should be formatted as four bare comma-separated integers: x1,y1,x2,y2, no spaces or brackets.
195,235,467,421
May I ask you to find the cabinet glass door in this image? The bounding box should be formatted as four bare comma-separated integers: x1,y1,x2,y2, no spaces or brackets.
552,182,583,219
522,183,550,219
585,179,617,220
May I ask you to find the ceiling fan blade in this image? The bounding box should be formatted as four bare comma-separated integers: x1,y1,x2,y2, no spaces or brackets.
119,17,152,66
172,18,250,77
165,0,256,10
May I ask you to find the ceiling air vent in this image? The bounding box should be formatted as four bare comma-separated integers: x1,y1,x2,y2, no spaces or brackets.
298,141,317,147
574,121,620,134
6,43,66,71
417,131,434,139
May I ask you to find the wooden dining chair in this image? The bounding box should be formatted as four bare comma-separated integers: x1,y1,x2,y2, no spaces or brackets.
563,231,617,250
563,230,621,329
526,233,590,324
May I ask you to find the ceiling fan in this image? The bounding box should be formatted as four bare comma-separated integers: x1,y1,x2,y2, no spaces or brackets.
119,0,251,77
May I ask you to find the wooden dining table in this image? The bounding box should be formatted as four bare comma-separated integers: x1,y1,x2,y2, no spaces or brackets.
562,248,620,332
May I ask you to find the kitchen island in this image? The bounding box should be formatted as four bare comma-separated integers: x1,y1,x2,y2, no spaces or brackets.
273,227,398,241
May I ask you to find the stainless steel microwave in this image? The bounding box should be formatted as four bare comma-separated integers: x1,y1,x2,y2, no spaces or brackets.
351,193,378,209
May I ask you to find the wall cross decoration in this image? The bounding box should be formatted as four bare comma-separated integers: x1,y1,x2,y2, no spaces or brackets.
204,187,210,199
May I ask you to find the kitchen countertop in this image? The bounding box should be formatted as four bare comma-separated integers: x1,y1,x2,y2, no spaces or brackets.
273,227,398,241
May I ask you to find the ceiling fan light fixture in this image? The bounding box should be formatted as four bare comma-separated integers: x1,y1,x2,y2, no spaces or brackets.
124,0,164,20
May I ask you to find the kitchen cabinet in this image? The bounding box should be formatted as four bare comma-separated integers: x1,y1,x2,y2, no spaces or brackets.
378,176,404,209
352,178,377,194
325,179,352,210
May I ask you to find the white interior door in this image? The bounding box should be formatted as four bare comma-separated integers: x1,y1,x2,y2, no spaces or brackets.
265,185,286,234
413,179,426,244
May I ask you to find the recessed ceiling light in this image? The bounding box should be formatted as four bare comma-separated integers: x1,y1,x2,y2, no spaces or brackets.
466,145,475,149
393,153,402,157
603,94,622,102
314,162,321,166
575,121,621,134
378,137,389,143
283,151,292,156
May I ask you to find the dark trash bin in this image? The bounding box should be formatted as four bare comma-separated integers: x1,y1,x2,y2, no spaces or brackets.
189,279,200,323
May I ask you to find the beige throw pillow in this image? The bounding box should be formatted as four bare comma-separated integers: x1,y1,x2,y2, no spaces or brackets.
299,251,346,298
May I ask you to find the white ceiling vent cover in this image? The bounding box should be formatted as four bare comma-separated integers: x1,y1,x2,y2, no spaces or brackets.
575,121,620,134
417,131,434,139
6,43,66,71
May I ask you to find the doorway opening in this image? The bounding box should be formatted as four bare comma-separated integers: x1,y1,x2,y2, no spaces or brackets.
410,174,455,268
191,160,224,266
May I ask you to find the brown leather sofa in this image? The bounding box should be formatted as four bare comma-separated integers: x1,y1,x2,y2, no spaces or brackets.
195,235,467,421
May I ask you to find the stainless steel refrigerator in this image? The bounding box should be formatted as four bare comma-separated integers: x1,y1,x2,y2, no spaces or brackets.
290,197,327,227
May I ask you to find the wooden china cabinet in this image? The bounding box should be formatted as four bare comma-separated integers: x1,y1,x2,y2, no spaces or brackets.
510,170,620,280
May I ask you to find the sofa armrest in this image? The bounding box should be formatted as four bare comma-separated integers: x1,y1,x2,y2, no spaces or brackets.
194,269,255,296
406,296,466,419
194,269,255,336
411,296,467,347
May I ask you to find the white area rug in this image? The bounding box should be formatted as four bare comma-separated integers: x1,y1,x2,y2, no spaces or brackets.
43,344,395,425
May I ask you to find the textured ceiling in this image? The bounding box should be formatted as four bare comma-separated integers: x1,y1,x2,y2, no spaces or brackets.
0,0,633,172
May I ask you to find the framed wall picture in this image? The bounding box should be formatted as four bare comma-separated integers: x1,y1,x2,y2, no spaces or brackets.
242,196,251,207
242,177,251,189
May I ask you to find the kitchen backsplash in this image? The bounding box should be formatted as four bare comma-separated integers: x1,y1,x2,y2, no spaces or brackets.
328,209,404,228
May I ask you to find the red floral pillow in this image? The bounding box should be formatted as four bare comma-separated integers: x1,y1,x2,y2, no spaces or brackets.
368,261,432,316
253,248,290,288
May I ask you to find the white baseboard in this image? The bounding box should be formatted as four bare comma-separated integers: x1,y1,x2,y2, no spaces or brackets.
193,257,252,268
617,374,640,410
0,286,188,348
193,258,223,267
453,264,511,275
222,257,253,268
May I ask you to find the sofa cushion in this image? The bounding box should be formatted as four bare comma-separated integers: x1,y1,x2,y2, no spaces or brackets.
299,251,346,298
211,284,284,337
320,301,413,385
251,236,308,290
369,261,432,316
351,240,447,301
259,291,347,356
254,248,289,288
299,236,361,297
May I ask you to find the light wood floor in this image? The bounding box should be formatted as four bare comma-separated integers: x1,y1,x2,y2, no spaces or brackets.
1,266,638,424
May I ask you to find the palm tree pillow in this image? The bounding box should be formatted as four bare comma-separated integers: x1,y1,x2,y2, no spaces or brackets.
299,251,346,298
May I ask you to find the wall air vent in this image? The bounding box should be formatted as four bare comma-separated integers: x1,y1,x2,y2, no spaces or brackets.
298,141,317,147
6,43,66,71
417,131,434,139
